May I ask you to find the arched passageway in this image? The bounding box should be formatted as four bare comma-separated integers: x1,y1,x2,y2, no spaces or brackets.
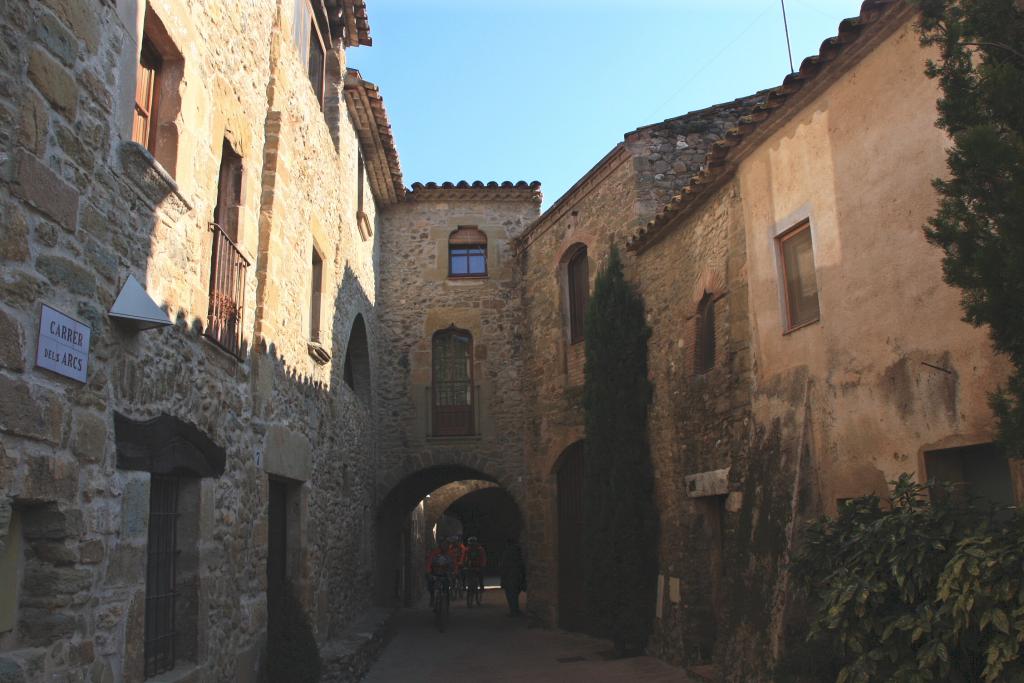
443,487,522,581
374,465,524,607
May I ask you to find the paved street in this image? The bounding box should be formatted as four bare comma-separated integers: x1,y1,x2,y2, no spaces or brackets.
363,589,692,682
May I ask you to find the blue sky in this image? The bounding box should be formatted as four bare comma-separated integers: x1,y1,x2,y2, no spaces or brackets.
347,0,869,209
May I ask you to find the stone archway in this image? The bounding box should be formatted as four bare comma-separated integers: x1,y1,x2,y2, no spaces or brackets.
374,461,526,607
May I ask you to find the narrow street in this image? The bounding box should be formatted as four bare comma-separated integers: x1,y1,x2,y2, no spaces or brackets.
363,589,692,682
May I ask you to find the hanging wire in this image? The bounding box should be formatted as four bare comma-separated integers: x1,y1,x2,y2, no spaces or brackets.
781,0,796,74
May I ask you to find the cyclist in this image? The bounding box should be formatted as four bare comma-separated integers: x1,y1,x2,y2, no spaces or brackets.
426,539,455,607
446,535,466,596
463,536,487,604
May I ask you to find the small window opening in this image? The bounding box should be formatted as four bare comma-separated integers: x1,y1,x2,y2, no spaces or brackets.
344,314,371,403
695,292,716,375
293,0,326,108
567,246,589,344
133,38,162,153
924,443,1015,508
310,246,323,342
448,226,487,277
778,221,820,331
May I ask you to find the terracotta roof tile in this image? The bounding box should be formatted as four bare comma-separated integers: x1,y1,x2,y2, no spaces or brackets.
344,69,404,204
405,180,542,203
627,0,906,252
325,0,372,47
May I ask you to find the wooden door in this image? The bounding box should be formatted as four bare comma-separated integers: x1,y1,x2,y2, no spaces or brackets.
557,442,585,631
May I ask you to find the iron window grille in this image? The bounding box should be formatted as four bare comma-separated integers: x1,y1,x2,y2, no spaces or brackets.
206,223,249,359
432,328,474,436
144,475,180,678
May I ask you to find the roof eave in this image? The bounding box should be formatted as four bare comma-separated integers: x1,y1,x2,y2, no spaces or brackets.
344,69,404,205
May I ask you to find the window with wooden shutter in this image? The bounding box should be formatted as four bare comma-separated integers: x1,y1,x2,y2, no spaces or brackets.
133,38,161,152
778,221,820,331
432,328,474,436
567,247,589,344
293,0,326,108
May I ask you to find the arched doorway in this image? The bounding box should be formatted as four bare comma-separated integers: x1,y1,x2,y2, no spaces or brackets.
374,464,524,607
556,441,585,631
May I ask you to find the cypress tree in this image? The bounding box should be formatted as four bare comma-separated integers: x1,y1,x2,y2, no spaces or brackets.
581,246,659,655
916,0,1024,456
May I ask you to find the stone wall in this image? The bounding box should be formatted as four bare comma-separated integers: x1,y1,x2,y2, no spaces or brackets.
374,186,539,604
516,101,759,630
0,0,383,680
635,181,753,669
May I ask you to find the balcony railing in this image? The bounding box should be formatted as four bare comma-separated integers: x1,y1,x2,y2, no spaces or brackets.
425,384,481,438
206,223,249,359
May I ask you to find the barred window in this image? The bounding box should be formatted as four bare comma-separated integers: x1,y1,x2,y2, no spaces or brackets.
432,328,474,436
144,475,179,678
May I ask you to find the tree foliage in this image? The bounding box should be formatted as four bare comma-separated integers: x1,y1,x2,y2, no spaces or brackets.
266,581,322,682
790,475,1024,682
916,0,1024,456
581,246,659,655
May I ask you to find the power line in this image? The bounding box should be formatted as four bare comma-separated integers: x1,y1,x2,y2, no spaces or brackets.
645,0,778,120
781,0,795,73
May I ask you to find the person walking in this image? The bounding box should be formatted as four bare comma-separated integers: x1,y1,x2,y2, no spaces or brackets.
499,537,526,616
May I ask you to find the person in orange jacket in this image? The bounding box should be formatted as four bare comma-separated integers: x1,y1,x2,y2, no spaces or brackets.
445,535,467,595
425,539,455,606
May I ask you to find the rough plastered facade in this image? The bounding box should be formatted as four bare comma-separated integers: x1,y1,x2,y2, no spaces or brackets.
0,0,1021,682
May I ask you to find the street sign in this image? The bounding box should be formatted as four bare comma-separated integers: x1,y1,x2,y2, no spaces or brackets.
35,304,91,383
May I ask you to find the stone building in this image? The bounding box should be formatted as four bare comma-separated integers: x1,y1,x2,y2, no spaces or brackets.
518,0,1018,679
374,181,539,605
0,0,393,680
1,0,1020,681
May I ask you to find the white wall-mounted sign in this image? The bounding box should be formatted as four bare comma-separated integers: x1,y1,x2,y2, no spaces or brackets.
35,304,91,383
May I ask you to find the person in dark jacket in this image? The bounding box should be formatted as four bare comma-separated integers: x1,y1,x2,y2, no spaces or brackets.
499,537,526,616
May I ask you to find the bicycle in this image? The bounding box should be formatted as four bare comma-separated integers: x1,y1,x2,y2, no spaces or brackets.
432,573,451,632
464,568,483,607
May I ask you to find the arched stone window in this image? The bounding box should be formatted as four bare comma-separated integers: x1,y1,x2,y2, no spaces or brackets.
694,292,715,375
432,327,474,436
344,314,371,403
566,246,589,344
448,226,487,277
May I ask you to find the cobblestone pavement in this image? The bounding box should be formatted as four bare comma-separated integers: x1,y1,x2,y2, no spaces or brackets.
362,589,692,682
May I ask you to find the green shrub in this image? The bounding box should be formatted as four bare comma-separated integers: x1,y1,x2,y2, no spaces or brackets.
790,475,1024,682
266,582,322,683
